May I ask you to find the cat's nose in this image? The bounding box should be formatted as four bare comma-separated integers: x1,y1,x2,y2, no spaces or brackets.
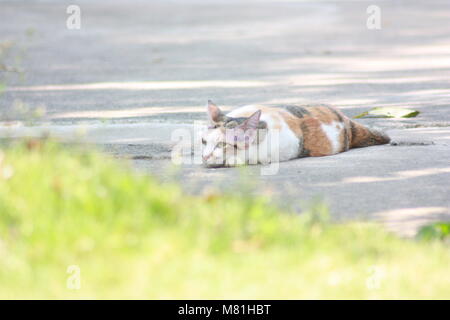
202,154,211,162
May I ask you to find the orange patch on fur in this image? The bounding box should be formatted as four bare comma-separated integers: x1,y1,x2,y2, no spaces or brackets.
350,121,372,148
278,110,303,137
300,118,333,156
304,106,333,124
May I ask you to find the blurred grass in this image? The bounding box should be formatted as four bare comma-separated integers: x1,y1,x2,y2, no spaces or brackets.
0,141,449,299
417,222,450,243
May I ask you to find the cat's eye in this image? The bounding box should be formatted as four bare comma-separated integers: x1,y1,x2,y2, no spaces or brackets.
201,139,206,145
217,142,226,148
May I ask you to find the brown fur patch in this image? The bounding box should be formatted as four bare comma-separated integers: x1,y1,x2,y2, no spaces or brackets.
278,110,303,137
303,106,336,124
340,117,352,151
300,118,333,156
350,120,390,148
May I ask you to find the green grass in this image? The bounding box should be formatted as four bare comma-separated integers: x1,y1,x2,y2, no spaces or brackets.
0,141,449,299
417,222,450,242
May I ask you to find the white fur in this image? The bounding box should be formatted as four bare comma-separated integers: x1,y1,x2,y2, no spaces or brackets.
229,105,301,163
203,105,301,166
321,121,343,154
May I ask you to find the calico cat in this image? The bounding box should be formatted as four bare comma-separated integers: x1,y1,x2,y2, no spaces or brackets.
202,100,390,167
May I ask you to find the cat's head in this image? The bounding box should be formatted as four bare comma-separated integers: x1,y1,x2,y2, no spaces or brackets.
201,100,264,167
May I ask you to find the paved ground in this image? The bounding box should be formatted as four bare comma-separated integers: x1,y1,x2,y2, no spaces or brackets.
1,0,450,236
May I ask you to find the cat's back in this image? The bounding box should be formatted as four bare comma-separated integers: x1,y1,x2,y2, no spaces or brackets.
224,103,389,159
226,103,348,128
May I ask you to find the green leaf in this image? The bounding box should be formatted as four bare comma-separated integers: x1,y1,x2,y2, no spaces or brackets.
354,107,420,119
416,222,450,241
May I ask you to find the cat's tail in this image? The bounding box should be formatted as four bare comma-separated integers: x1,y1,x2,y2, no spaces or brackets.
349,120,390,148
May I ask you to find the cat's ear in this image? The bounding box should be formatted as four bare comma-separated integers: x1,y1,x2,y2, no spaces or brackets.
240,110,261,130
228,110,262,147
207,100,224,124
243,110,261,144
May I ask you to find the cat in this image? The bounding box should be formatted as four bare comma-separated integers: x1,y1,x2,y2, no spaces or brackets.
202,100,390,167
